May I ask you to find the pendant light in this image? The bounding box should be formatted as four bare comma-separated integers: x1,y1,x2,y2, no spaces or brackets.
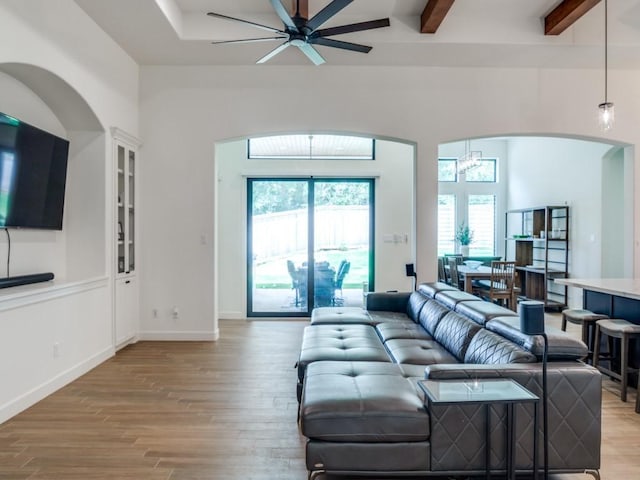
598,0,614,131
457,139,482,175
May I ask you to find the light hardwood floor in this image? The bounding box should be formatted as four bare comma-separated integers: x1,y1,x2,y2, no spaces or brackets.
0,317,638,479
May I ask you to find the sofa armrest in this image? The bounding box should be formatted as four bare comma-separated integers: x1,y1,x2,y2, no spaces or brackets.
424,362,601,471
365,291,411,312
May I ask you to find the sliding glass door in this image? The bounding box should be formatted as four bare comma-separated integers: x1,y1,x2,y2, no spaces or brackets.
247,178,374,317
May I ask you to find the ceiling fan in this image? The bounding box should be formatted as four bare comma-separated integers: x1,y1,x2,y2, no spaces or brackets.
207,0,390,65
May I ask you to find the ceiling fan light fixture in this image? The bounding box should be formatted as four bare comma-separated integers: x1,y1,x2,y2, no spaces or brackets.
207,0,390,65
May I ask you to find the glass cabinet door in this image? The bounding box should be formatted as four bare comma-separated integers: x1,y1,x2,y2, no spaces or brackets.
117,145,126,274
115,140,136,276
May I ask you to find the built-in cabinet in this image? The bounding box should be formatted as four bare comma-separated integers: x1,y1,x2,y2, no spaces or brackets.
115,276,137,345
505,206,569,310
111,128,140,348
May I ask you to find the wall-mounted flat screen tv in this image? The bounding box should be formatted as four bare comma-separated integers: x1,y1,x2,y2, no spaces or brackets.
0,112,69,230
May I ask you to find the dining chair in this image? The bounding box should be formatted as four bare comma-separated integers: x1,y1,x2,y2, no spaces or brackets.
486,261,517,311
444,253,464,265
437,257,447,283
447,257,464,290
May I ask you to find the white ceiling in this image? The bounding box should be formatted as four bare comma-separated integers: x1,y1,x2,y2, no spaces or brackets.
74,0,640,68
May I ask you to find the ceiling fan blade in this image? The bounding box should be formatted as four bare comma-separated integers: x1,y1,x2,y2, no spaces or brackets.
207,12,285,35
313,18,390,38
297,43,326,65
211,36,288,45
310,37,371,54
256,41,291,64
306,0,354,32
269,0,298,30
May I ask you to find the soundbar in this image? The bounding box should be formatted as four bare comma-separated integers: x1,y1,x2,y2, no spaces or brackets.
0,272,54,289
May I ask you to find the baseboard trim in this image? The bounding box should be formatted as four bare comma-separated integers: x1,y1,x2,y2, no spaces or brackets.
138,330,219,341
219,311,244,320
0,345,114,424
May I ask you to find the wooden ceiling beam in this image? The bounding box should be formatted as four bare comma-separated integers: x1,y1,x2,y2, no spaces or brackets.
421,0,455,34
292,0,309,19
545,0,601,35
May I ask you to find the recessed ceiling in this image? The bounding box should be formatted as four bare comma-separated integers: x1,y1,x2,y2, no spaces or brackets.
74,0,640,68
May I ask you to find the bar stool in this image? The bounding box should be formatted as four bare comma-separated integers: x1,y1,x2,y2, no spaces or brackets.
593,319,640,402
561,309,609,363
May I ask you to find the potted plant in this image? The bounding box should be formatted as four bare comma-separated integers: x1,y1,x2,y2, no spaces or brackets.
455,222,473,256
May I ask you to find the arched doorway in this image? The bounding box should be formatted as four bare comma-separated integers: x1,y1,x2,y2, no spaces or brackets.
214,132,416,319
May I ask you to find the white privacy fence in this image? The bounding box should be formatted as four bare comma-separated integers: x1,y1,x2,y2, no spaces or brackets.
252,206,369,262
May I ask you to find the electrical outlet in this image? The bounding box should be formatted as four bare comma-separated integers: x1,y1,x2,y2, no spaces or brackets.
152,308,158,319
53,342,60,358
172,306,179,320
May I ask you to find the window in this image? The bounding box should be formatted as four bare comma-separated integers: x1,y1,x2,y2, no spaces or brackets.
437,194,456,256
465,159,496,182
438,158,457,182
248,134,375,160
437,157,499,257
468,195,495,256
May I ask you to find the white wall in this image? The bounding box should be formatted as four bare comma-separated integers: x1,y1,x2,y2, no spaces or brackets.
506,137,623,306
139,65,640,339
602,147,626,278
0,0,139,422
213,137,414,320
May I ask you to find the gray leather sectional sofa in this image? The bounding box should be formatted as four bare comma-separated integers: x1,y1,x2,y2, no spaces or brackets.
297,282,601,479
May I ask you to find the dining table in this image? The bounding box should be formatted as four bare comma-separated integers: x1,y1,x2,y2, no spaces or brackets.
456,265,493,293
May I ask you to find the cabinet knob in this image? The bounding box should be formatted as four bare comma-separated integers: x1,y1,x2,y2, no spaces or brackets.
125,280,130,284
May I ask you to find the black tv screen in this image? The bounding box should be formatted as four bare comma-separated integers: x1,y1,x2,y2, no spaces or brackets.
0,112,69,230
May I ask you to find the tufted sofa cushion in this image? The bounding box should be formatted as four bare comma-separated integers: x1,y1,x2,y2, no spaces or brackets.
301,361,430,442
418,282,456,299
418,299,451,335
486,316,589,360
384,338,459,365
406,291,430,322
434,290,482,309
367,311,413,324
432,311,482,362
464,329,537,364
297,325,391,381
376,322,433,342
311,307,373,325
455,301,517,326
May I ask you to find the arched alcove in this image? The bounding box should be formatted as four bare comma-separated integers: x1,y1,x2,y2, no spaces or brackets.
0,62,106,281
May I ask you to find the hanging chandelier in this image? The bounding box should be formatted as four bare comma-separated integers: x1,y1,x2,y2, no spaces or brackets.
457,139,482,175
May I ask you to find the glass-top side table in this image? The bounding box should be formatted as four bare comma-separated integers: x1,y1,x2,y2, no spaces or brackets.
419,378,539,480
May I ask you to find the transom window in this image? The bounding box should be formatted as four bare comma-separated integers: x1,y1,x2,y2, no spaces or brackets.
438,158,457,182
248,134,375,160
465,159,496,182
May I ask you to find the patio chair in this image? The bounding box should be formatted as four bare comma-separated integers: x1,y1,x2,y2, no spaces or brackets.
287,260,302,306
314,265,335,307
333,260,351,306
